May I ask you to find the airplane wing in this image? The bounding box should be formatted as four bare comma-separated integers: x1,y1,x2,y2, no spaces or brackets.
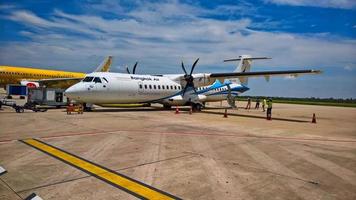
209,69,321,79
182,69,322,87
36,77,84,88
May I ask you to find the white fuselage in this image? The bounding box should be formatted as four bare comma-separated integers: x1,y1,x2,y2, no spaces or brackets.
65,72,183,104
65,72,248,106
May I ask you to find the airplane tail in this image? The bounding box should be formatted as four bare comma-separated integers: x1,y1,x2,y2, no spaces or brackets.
224,55,271,85
94,56,112,72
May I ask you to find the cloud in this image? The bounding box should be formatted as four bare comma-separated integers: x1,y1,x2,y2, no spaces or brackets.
265,0,356,9
0,1,354,76
344,64,356,71
2,5,354,71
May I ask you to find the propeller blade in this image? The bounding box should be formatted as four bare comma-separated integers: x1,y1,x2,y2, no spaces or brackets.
190,58,199,75
126,67,130,74
133,62,138,74
181,62,188,75
182,84,188,96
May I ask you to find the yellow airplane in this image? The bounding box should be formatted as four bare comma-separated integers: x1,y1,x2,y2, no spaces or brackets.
0,56,112,89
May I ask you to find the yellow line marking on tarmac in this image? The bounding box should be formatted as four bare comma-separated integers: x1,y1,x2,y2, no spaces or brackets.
21,138,180,200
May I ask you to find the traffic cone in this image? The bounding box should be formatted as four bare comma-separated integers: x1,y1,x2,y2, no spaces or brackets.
223,108,228,118
175,106,179,114
189,106,192,115
312,113,316,123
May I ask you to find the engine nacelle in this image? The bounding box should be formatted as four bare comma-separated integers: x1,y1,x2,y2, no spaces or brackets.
20,81,39,88
162,94,207,106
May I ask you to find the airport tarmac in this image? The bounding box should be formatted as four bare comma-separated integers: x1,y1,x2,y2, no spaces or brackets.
0,100,356,200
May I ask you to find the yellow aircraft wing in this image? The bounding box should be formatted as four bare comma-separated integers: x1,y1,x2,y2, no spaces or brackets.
36,77,84,88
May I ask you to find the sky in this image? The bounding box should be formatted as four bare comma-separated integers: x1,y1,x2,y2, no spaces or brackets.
0,0,355,98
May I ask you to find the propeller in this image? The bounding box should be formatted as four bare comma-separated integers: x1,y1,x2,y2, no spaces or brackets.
126,62,139,74
132,62,138,74
181,58,199,96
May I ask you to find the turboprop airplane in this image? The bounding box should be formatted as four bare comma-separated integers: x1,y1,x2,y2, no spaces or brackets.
124,55,268,108
64,57,321,111
0,56,112,89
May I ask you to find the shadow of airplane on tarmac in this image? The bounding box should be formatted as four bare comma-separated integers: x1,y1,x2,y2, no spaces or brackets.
202,110,310,123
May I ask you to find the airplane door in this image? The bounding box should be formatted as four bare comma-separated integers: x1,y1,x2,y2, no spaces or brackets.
138,81,143,94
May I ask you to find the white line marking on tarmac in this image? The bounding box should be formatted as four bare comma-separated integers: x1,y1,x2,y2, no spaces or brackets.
0,165,6,175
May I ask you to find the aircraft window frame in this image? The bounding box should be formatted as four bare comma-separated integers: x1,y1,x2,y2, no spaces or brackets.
82,77,94,82
102,77,109,83
93,77,102,83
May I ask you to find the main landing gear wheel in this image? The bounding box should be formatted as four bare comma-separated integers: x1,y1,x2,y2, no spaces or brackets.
192,103,203,112
15,107,24,113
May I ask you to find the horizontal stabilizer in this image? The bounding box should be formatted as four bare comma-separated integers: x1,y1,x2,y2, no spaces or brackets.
224,57,271,62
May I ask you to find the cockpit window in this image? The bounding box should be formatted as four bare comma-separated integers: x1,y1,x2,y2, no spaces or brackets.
93,77,102,83
82,77,94,82
102,77,108,83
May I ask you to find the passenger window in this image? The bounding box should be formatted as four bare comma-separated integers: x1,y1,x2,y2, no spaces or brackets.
162,85,165,89
149,85,152,89
144,85,147,89
93,77,102,83
139,84,143,89
170,86,173,90
158,85,161,89
154,85,156,89
174,86,177,90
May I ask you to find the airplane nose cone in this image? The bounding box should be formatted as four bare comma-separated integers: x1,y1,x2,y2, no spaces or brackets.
64,85,79,99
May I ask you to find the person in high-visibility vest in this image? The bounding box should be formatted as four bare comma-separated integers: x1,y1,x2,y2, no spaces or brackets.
245,97,251,110
266,98,273,120
262,98,267,112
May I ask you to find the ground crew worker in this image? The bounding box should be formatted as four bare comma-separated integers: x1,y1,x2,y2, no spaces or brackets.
245,97,251,109
266,98,273,120
255,98,260,109
262,98,267,112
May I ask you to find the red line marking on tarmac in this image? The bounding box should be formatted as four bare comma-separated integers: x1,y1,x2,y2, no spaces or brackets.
1,129,356,144
114,130,356,143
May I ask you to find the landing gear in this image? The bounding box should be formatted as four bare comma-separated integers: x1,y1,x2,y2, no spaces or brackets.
191,103,203,112
163,104,172,109
83,103,93,111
